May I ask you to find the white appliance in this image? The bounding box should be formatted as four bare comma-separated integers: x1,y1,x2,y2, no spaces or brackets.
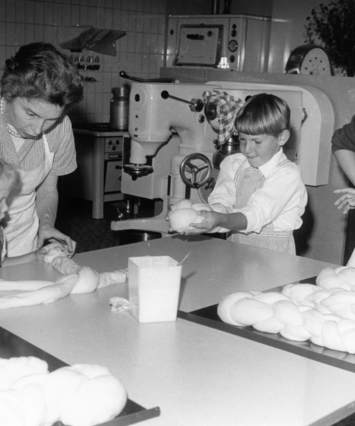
111,80,334,234
165,14,281,73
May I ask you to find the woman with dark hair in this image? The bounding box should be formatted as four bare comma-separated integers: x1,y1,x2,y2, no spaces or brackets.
0,42,83,259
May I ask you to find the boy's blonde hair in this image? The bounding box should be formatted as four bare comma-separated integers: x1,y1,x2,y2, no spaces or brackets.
0,160,22,205
235,93,290,137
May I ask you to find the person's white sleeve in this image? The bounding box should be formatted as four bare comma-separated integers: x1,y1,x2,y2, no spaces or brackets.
208,155,243,213
238,165,307,233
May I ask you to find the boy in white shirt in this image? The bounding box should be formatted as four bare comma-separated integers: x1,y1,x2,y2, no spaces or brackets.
190,93,307,254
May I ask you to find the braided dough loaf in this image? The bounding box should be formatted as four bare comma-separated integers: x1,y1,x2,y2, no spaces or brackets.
0,241,127,309
218,253,355,353
0,356,127,426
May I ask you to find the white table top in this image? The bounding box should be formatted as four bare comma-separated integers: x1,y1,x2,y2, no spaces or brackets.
0,237,353,426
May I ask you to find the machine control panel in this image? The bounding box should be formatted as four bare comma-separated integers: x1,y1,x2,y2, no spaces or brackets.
105,137,124,160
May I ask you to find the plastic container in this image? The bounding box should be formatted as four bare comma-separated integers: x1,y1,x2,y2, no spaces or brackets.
128,256,182,323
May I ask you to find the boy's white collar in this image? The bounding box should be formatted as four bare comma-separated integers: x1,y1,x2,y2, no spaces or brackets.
258,149,284,176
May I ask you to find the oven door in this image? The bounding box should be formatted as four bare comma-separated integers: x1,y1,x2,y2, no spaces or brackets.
175,24,223,66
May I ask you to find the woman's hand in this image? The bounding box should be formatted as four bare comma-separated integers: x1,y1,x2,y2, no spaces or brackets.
334,188,355,214
37,224,76,255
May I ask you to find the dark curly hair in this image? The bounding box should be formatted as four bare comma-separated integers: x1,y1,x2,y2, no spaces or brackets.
1,42,83,109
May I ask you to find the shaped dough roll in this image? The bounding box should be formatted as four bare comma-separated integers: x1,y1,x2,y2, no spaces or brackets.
316,267,351,290
282,284,317,306
280,324,311,342
273,300,303,326
335,267,355,290
254,292,288,305
217,292,253,325
253,316,284,334
60,374,127,426
230,298,274,326
321,321,345,352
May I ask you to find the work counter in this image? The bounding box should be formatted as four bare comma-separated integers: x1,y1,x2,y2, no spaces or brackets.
0,237,355,426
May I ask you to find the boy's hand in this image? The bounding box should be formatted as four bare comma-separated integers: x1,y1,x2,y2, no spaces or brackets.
188,211,222,234
334,188,355,214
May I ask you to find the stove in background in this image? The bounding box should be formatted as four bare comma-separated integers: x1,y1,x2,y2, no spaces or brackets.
60,123,129,219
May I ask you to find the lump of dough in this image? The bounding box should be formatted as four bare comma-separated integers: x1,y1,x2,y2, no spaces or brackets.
71,267,100,294
168,208,203,233
168,199,212,233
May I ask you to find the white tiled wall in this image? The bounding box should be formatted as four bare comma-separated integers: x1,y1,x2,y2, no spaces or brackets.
0,0,167,122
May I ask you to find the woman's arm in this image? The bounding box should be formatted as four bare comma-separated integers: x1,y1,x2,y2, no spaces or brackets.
35,172,76,253
2,252,38,267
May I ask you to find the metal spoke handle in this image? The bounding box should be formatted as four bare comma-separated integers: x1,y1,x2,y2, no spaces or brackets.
179,153,213,189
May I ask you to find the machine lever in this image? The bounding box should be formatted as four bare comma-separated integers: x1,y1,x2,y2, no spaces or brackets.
161,90,204,112
119,70,174,83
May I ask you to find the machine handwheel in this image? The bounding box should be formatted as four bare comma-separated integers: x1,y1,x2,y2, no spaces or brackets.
179,153,213,189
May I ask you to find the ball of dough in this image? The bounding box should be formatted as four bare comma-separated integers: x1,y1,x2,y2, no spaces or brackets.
168,208,203,233
71,267,100,294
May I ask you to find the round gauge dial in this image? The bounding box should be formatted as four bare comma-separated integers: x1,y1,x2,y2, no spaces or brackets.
285,45,332,76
